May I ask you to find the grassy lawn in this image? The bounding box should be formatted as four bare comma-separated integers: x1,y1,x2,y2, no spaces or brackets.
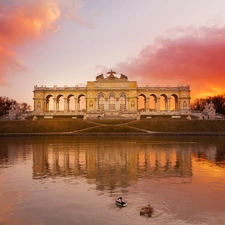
0,116,225,133
0,118,96,133
128,119,225,132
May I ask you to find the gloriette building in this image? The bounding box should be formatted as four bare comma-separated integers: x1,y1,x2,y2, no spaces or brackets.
33,70,191,119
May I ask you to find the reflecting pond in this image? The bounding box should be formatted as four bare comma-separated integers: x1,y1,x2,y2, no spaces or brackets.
0,136,225,225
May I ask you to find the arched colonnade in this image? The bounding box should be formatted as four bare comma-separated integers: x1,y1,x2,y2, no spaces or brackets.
33,71,191,117
35,90,189,114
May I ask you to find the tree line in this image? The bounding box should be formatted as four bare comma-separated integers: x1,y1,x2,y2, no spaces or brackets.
191,93,225,115
0,96,31,117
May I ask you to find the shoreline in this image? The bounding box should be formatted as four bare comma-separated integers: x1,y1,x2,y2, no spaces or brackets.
1,132,225,137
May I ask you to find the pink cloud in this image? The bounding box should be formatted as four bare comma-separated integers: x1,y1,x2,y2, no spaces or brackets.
0,0,93,85
0,0,61,84
115,26,225,100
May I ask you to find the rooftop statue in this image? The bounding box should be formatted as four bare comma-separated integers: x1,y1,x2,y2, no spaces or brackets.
96,74,104,80
120,73,128,80
107,69,117,78
96,70,129,81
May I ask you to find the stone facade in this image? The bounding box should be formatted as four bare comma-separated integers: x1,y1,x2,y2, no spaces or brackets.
33,71,191,118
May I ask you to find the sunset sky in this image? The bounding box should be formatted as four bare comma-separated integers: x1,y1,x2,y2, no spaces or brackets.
1,0,225,108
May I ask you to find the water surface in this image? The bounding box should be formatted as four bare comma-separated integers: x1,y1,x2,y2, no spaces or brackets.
0,136,225,225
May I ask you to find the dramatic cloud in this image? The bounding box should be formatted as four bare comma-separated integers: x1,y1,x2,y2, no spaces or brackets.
0,0,92,85
115,26,225,100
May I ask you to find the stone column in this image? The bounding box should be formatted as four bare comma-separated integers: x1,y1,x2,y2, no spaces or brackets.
75,98,79,112
64,98,67,112
156,97,160,112
146,97,149,111
67,99,70,112
154,98,157,111
164,98,168,112
167,98,171,112
56,100,59,111
53,98,57,112
43,100,46,112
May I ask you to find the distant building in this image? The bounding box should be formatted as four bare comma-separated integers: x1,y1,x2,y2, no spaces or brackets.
33,70,191,118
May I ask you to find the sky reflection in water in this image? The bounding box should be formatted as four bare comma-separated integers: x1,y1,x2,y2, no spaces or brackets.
0,136,225,225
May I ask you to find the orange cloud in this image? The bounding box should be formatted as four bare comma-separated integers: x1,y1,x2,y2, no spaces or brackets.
0,0,61,84
0,0,93,85
115,26,225,101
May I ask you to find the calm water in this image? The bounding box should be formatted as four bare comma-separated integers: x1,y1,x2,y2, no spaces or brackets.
0,136,225,225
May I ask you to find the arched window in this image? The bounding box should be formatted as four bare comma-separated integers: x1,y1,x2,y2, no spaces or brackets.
119,93,126,110
109,93,116,110
98,93,105,110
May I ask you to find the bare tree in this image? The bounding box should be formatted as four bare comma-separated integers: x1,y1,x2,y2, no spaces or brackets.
191,93,225,115
19,102,31,113
0,97,17,116
0,97,31,116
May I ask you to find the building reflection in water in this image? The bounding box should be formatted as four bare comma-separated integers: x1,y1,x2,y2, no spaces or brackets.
1,137,225,191
32,141,193,190
192,143,225,167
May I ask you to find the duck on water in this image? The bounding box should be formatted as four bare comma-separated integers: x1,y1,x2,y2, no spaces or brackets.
115,197,127,207
140,204,154,216
115,197,154,217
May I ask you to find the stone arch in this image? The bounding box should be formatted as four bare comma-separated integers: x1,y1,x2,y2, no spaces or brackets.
67,94,75,112
171,94,179,111
78,94,86,111
138,94,146,110
159,94,168,111
46,94,54,112
56,94,64,111
149,94,157,111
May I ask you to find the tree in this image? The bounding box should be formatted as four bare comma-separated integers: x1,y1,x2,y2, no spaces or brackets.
19,102,31,113
191,98,207,111
191,93,225,115
0,97,31,117
211,94,225,115
0,97,17,117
